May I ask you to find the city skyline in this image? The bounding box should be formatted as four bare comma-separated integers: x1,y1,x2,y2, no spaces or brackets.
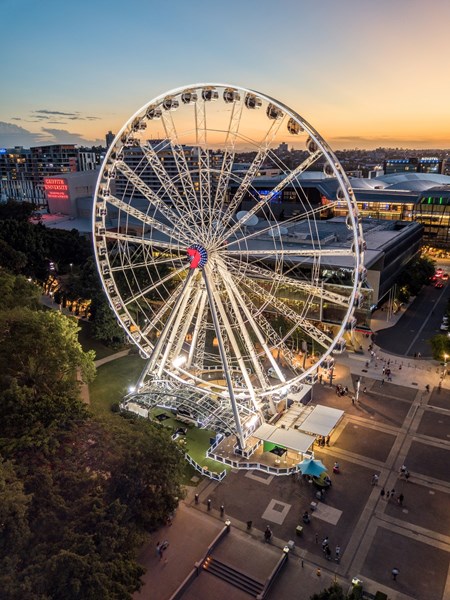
2,0,450,150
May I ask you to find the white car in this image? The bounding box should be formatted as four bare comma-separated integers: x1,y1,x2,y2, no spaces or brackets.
440,323,448,331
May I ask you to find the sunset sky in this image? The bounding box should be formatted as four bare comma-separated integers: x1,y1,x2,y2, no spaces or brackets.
1,0,449,150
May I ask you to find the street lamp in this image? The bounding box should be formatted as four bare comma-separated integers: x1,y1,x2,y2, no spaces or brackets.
69,263,73,273
443,353,448,379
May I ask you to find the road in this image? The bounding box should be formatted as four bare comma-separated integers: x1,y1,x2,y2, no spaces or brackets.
375,282,450,357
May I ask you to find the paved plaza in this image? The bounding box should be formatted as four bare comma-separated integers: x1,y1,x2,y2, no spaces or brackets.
134,325,450,600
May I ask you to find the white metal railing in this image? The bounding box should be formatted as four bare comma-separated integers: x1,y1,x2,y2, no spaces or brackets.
184,453,227,481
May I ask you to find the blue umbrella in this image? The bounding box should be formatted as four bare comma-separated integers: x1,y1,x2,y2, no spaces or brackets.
299,458,327,477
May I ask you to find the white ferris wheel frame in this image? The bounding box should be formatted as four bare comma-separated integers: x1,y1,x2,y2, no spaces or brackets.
93,83,365,442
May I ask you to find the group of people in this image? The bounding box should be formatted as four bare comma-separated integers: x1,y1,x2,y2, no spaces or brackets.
335,384,348,397
321,536,340,562
315,435,330,447
400,464,411,481
380,488,404,506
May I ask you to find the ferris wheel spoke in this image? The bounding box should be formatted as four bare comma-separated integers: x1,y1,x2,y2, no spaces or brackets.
205,266,260,414
140,141,203,236
225,248,354,258
110,254,185,273
226,201,339,247
226,257,350,307
123,264,188,307
171,287,203,363
202,266,246,447
218,261,283,387
209,100,244,241
146,269,195,372
104,193,192,246
160,110,204,228
193,100,213,239
217,267,285,381
113,160,196,240
239,272,333,349
140,281,184,337
156,276,197,377
222,149,323,242
215,116,286,237
100,230,184,252
236,284,303,375
187,289,209,369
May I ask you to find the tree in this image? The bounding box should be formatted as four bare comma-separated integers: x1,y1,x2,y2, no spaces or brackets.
310,583,347,600
0,271,40,310
0,239,28,272
430,334,450,361
0,199,35,221
109,420,185,530
0,308,95,395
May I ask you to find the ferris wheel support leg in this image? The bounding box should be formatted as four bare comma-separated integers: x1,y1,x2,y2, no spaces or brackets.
202,268,245,450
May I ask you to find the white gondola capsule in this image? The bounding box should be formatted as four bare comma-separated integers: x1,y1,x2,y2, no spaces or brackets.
306,136,318,154
202,87,219,101
223,88,240,103
162,97,179,111
131,118,146,131
323,163,334,176
146,106,162,119
287,118,303,135
244,93,262,109
181,90,198,104
266,103,283,120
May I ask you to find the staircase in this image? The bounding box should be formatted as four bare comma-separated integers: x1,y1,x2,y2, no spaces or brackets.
203,555,265,597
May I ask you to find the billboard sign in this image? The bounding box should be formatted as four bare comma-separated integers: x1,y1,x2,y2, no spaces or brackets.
44,177,69,200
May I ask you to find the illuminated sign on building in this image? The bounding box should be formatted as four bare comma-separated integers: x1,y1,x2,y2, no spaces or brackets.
44,177,69,200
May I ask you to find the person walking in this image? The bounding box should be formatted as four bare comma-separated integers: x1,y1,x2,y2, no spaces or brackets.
335,545,341,562
390,488,395,500
325,545,332,560
264,525,272,543
371,474,379,486
392,568,399,581
398,493,404,506
380,487,385,499
156,542,162,559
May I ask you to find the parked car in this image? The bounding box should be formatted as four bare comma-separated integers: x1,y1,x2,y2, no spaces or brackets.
435,281,444,289
440,323,448,331
443,273,449,280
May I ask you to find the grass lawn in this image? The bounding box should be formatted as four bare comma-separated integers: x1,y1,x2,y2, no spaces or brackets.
89,357,228,479
149,409,230,475
89,354,145,419
78,320,121,361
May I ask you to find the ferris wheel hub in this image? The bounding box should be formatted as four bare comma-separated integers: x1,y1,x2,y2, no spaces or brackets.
187,244,208,269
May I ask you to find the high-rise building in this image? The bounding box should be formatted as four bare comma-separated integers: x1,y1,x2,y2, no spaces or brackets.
0,146,44,204
105,131,115,148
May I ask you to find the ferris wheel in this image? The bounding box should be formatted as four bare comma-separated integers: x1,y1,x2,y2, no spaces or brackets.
93,83,365,446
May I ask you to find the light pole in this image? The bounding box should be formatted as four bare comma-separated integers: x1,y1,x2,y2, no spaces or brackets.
69,263,73,273
443,353,448,379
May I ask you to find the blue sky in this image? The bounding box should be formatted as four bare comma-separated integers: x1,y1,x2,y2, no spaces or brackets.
1,0,449,149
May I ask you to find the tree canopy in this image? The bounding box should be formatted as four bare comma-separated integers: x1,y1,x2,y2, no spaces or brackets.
0,271,185,598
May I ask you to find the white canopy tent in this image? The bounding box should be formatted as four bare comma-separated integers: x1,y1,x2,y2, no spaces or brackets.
253,423,316,454
298,405,344,436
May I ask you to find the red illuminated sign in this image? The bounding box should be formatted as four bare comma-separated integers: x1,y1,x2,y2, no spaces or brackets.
44,178,69,200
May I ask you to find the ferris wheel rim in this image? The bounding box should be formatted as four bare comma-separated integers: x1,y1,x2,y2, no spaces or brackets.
93,82,365,404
